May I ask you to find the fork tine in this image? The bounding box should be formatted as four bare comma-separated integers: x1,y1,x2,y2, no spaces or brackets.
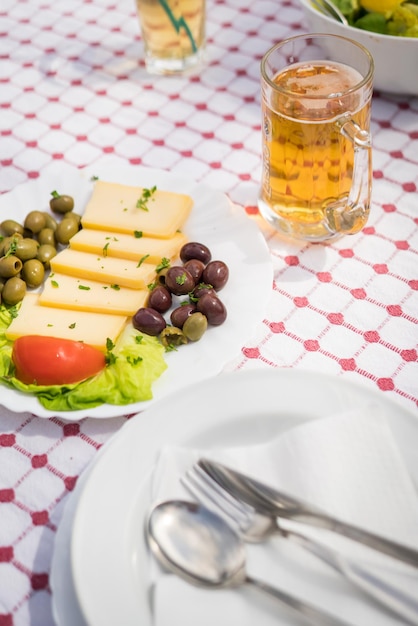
181,463,255,534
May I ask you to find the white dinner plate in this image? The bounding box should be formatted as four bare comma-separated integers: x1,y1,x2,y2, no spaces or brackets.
0,163,272,420
68,368,418,626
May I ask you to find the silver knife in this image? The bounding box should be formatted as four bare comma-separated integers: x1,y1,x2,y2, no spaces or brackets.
198,458,418,569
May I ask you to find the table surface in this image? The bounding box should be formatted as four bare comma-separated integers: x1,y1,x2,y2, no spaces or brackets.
1,1,417,625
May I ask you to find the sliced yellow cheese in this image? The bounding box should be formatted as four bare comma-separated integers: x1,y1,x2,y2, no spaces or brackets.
6,294,127,351
69,228,187,264
39,274,148,316
81,180,193,238
50,248,157,289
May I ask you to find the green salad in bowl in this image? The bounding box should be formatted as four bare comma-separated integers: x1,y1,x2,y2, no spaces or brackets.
333,0,418,37
299,0,418,93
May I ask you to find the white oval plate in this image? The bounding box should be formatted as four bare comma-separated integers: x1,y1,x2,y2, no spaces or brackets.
0,164,272,420
67,368,418,626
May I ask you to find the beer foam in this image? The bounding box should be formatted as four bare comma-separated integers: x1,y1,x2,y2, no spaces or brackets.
275,61,363,98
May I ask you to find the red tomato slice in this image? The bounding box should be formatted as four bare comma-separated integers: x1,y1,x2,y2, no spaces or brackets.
12,335,106,385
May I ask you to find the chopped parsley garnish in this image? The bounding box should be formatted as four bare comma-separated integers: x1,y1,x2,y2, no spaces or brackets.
69,322,76,329
134,230,143,238
110,284,120,291
78,285,90,290
137,254,150,268
106,352,117,365
155,257,170,274
103,242,110,256
136,185,156,211
127,355,143,366
51,280,59,288
8,305,19,319
105,338,117,365
4,235,18,258
176,272,187,286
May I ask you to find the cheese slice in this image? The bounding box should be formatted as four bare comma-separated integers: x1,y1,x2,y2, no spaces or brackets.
6,294,127,351
39,274,148,316
81,180,193,238
50,248,157,289
69,228,187,264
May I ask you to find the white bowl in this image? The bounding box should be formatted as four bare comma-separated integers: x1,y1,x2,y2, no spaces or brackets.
298,0,418,95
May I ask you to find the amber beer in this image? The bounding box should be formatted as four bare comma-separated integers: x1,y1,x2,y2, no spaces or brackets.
259,35,374,242
136,0,205,74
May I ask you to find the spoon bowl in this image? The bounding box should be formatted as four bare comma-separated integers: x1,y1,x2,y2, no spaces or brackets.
146,499,355,625
147,499,245,588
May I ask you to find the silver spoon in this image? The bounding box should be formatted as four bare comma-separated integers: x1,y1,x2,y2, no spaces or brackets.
146,499,355,626
310,0,349,25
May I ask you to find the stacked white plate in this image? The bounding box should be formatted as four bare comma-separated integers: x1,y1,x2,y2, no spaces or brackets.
51,368,418,626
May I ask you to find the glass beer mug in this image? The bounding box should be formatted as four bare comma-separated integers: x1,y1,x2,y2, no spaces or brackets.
258,34,374,242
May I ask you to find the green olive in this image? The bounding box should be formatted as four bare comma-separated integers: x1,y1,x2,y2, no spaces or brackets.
157,266,170,285
182,312,208,341
24,210,46,234
49,193,74,214
1,219,24,237
1,276,26,305
159,326,188,348
37,227,56,247
0,255,23,278
36,243,57,268
62,211,81,226
22,259,45,288
54,217,79,245
42,212,58,231
14,238,39,261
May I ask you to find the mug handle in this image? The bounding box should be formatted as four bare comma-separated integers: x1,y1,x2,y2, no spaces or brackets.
325,115,372,235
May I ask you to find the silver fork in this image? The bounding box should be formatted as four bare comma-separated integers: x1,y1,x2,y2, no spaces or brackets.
181,464,418,626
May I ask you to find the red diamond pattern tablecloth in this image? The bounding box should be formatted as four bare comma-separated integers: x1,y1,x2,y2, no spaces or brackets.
0,1,418,625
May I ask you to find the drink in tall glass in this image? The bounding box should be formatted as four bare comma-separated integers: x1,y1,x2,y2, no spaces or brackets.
136,0,205,74
259,35,374,242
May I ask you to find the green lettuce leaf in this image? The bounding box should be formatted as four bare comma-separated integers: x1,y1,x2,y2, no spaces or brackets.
0,305,168,412
0,305,16,377
332,0,359,17
354,12,389,33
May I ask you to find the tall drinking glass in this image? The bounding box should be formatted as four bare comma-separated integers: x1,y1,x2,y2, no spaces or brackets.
135,0,206,74
259,34,374,242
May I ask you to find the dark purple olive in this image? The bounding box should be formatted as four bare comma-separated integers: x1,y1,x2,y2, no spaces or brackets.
183,258,205,284
164,266,195,295
170,303,197,328
202,260,229,291
197,292,227,326
180,242,212,265
132,307,166,336
191,283,216,300
147,285,172,314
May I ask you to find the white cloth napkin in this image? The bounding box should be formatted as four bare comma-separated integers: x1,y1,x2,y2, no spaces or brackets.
149,405,418,626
